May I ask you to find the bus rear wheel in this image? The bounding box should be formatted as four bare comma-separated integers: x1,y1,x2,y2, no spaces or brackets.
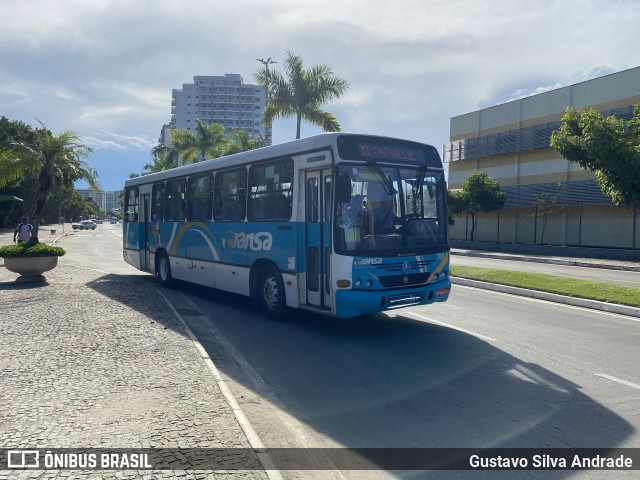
157,252,174,288
257,265,285,319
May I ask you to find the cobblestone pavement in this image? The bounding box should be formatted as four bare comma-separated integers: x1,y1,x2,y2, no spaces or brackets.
0,228,268,479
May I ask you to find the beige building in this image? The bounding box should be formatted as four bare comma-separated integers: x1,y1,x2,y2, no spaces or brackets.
445,66,640,250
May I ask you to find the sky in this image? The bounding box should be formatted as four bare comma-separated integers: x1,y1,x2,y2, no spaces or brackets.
1,0,639,192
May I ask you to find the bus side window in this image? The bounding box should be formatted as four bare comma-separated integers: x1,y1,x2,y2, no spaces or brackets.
279,193,292,219
324,175,332,223
307,178,319,222
124,188,139,222
189,173,212,221
214,168,246,221
165,178,187,221
249,158,293,221
152,182,165,221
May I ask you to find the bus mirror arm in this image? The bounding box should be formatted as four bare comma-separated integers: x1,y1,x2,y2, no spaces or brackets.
335,172,352,204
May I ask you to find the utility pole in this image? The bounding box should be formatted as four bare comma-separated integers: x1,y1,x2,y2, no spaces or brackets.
256,57,277,145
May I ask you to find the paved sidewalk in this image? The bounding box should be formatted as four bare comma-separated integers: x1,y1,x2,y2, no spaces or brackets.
0,228,269,479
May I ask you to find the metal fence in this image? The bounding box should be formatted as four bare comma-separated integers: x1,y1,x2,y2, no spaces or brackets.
444,105,635,163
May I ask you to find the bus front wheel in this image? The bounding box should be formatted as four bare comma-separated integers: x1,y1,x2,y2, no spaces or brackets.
158,252,174,288
257,265,285,319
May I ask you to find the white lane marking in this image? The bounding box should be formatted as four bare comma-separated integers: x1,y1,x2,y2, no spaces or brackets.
180,296,350,478
596,373,640,391
156,289,283,480
406,311,500,343
454,284,640,323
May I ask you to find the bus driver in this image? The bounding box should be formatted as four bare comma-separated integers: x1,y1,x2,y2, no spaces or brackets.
367,182,397,234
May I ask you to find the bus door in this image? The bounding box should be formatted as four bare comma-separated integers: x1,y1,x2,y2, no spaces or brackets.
304,169,333,310
139,194,150,271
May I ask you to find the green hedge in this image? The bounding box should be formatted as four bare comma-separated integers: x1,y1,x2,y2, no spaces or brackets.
0,242,66,258
451,265,640,308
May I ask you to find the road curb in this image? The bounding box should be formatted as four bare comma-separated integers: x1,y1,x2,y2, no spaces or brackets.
451,250,640,272
451,277,640,319
156,288,283,480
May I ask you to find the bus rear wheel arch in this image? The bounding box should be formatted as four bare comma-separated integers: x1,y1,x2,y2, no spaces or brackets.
157,251,174,288
254,264,286,319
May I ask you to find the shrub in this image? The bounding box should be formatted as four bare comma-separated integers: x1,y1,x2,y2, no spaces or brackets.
0,241,66,258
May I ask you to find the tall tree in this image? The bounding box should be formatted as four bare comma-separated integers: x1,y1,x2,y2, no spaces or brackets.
0,123,98,237
172,121,229,165
255,50,350,139
224,129,266,155
449,172,506,241
529,184,566,245
148,142,179,173
0,118,40,227
550,105,640,205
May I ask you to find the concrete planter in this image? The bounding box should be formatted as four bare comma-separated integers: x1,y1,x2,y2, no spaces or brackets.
3,256,58,282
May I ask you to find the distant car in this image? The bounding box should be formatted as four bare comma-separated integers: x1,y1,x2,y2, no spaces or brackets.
90,218,103,224
72,220,97,230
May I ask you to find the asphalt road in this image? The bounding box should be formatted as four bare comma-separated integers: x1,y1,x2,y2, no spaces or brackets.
75,224,640,479
177,282,640,480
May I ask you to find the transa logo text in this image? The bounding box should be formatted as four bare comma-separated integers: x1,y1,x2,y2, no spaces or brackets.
224,231,273,251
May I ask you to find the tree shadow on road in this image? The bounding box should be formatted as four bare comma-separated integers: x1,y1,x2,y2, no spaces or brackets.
180,287,636,478
79,274,635,478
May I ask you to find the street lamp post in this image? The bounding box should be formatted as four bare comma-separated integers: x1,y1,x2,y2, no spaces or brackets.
256,57,277,145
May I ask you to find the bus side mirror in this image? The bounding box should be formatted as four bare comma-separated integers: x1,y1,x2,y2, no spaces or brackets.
335,174,351,204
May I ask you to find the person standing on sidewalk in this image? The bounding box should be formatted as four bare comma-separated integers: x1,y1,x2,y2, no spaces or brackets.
13,216,32,243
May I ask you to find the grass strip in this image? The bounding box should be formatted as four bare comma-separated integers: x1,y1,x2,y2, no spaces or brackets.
450,265,640,308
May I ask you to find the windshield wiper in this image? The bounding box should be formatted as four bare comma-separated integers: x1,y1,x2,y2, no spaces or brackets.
366,160,397,196
414,165,426,196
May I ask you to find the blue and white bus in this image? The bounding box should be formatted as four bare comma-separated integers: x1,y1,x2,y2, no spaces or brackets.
123,133,450,318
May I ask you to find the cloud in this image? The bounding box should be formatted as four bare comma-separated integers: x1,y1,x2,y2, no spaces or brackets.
1,0,639,191
98,131,157,150
83,131,156,151
82,137,127,151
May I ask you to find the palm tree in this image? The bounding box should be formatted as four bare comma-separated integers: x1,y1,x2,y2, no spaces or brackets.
0,124,97,237
172,121,230,165
225,129,266,155
148,142,179,172
255,50,350,139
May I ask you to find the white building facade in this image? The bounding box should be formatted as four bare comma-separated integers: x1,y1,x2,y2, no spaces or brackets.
77,190,122,213
170,73,269,144
445,66,640,250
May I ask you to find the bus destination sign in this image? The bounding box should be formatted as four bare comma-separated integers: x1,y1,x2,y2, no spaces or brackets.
358,143,419,162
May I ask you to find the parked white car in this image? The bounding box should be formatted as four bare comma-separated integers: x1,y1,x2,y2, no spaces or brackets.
72,220,97,230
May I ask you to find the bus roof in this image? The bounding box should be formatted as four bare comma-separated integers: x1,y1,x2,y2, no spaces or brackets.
124,132,441,188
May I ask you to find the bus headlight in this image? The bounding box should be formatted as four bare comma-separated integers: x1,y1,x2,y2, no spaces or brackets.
354,278,362,287
366,279,373,288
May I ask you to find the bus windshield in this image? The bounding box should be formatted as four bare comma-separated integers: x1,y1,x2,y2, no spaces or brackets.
335,164,448,254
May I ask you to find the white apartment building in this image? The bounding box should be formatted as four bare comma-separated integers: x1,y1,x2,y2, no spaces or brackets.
77,190,122,213
170,73,269,145
159,124,172,146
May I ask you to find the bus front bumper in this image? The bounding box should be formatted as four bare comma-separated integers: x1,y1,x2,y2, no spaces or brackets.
334,278,451,318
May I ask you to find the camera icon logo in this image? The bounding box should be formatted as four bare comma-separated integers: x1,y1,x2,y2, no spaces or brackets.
7,450,40,468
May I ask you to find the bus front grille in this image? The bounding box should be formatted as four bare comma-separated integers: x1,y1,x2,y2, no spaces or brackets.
379,273,430,288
